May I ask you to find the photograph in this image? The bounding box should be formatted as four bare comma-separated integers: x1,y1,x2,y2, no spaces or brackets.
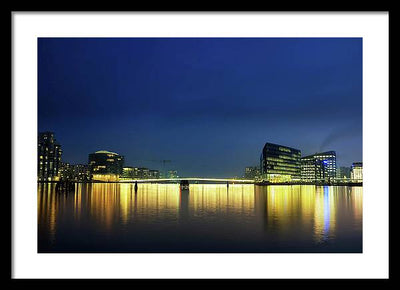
37,37,363,253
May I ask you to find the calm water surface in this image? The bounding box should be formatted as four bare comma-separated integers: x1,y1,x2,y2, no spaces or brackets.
38,183,362,253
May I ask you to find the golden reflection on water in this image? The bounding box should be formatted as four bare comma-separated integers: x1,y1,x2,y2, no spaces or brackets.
189,184,255,217
37,183,58,244
38,183,362,247
255,185,362,243
352,186,363,222
89,183,121,230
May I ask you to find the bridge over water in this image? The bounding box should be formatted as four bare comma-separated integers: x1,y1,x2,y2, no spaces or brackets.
118,178,362,186
119,178,255,184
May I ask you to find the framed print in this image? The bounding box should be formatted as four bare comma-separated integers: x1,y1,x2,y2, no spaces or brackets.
12,11,389,279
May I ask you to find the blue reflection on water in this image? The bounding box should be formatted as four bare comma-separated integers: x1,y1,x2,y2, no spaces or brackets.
323,186,330,238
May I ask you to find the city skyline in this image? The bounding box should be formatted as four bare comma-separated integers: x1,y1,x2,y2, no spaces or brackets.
38,131,361,181
38,38,362,178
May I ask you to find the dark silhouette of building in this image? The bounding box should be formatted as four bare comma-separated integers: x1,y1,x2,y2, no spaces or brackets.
38,132,62,181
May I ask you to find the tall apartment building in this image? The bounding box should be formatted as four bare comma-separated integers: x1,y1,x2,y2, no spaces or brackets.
38,132,62,181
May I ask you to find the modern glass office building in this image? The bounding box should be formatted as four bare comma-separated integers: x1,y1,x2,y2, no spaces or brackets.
88,150,124,181
260,142,301,182
301,151,337,181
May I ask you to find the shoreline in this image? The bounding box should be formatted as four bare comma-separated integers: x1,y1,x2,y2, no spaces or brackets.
38,180,363,186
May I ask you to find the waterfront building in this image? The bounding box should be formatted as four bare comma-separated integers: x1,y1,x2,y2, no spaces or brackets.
88,150,124,181
121,166,160,179
122,166,134,179
38,132,62,181
137,167,150,179
301,157,324,181
149,169,160,179
244,166,260,179
60,162,91,182
168,170,178,178
59,162,72,180
337,166,351,179
351,162,363,181
131,167,140,178
301,151,337,181
73,164,91,181
260,142,301,182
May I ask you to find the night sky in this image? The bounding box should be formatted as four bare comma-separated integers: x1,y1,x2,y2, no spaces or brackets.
38,38,362,178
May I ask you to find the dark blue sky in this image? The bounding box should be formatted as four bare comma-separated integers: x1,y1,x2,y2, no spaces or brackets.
38,38,362,178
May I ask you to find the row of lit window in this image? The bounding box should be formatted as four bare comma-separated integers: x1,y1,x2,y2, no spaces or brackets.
278,155,300,161
266,166,300,172
264,170,300,176
266,156,299,163
266,161,301,169
278,147,292,153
